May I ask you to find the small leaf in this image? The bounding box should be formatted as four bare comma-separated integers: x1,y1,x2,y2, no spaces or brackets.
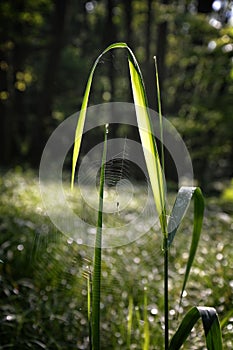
169,306,223,350
167,187,204,301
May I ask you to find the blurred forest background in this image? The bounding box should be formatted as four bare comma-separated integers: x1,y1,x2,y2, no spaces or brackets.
0,0,233,189
1,1,233,349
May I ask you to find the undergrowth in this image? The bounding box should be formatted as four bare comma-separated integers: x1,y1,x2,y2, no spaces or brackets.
0,170,232,349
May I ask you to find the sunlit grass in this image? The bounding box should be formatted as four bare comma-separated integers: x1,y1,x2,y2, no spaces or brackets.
0,170,233,348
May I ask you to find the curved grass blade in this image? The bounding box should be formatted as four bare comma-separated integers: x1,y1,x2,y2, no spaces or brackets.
128,55,165,225
169,306,223,350
91,124,108,350
71,43,126,190
154,56,165,175
71,42,165,227
167,187,204,301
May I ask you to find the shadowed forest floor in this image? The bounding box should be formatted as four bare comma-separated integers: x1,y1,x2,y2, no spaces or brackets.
0,170,232,349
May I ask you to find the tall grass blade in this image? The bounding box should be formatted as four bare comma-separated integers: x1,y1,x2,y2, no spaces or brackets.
169,306,223,350
91,124,108,350
154,55,169,350
128,56,165,225
83,268,92,350
87,272,92,350
143,287,150,350
167,187,204,302
71,43,127,190
154,56,165,175
71,43,165,226
127,296,133,348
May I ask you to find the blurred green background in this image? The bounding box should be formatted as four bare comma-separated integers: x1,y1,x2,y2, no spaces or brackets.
0,0,233,188
0,1,233,349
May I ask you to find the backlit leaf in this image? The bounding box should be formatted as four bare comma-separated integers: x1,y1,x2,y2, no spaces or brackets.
167,187,204,301
169,306,223,350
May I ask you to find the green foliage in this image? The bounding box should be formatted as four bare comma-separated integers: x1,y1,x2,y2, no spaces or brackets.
166,15,233,187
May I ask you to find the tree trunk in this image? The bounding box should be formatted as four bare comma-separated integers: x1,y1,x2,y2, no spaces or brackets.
156,0,169,112
0,0,27,165
124,0,133,45
197,0,214,13
103,0,117,101
0,50,11,164
144,0,154,109
30,0,70,165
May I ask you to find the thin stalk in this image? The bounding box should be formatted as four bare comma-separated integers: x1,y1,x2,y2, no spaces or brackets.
154,56,169,349
164,236,169,350
91,124,108,350
143,287,150,350
127,296,133,348
87,272,92,350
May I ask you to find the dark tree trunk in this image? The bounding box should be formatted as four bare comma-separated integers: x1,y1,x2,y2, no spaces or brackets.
142,0,169,110
144,0,154,109
12,43,26,160
156,0,169,112
103,0,117,101
0,0,27,165
0,50,11,165
197,0,214,13
145,0,152,63
30,0,70,166
124,0,133,45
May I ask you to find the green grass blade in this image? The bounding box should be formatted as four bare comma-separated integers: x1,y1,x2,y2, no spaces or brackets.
83,269,92,350
71,43,165,229
71,43,127,190
153,55,169,349
91,124,108,350
143,287,150,350
87,272,92,350
167,187,204,302
154,56,165,176
201,307,223,350
169,306,223,350
128,55,165,226
169,306,199,349
127,296,133,348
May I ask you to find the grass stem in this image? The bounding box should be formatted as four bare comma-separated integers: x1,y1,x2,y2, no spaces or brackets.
154,55,169,350
164,235,169,350
91,124,108,350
